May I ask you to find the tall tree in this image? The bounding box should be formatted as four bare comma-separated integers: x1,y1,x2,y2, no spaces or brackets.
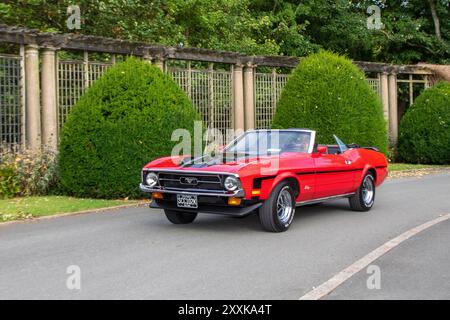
0,0,448,64
428,0,442,40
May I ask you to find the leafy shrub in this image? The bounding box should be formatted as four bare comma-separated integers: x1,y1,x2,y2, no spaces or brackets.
58,57,201,198
271,51,388,154
398,81,450,164
0,146,58,199
0,162,19,199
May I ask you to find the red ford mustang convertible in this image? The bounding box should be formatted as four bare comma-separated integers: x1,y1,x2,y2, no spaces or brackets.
140,129,388,232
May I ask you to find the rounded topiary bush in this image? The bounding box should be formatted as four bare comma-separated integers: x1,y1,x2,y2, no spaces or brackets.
59,57,201,198
271,51,387,154
398,81,450,164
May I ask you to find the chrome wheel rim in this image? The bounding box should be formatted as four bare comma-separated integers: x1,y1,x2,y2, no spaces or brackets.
277,187,293,224
362,176,374,206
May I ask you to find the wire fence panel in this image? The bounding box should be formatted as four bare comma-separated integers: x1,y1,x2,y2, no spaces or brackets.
58,61,85,129
56,61,381,137
0,54,23,150
190,70,210,126
367,78,381,97
57,60,111,130
211,71,233,137
88,62,112,86
254,73,288,129
168,67,233,142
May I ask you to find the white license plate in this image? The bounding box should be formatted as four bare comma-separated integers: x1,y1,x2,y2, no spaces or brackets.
176,194,198,209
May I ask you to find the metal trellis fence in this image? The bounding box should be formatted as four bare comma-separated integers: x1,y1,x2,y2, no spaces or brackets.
168,66,233,141
0,54,23,150
254,72,289,129
57,60,112,130
367,78,381,97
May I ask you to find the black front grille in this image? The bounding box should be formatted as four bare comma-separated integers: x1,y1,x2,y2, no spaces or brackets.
157,172,223,190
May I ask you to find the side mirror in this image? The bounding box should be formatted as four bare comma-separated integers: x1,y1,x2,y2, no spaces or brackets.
317,146,327,155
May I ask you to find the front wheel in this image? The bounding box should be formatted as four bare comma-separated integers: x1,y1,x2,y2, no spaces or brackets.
259,181,296,232
349,173,375,211
164,209,197,224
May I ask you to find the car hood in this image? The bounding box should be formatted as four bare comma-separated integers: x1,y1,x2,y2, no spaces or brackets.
156,152,311,176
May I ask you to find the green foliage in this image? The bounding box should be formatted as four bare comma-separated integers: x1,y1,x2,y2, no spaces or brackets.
0,162,19,199
271,51,388,154
1,0,448,63
0,146,57,199
58,57,201,198
398,81,450,164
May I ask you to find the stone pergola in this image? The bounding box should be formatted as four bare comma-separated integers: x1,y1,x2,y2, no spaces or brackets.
0,25,439,151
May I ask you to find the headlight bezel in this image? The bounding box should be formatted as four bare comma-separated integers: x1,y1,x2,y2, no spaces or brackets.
145,172,158,187
224,175,241,191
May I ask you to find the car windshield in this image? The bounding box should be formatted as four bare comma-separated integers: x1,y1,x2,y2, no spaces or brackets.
333,134,348,153
224,130,312,156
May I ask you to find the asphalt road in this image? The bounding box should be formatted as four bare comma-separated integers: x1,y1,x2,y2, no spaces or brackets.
0,173,449,299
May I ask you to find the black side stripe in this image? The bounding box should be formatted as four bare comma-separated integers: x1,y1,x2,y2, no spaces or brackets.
253,175,277,188
296,168,364,175
253,167,382,187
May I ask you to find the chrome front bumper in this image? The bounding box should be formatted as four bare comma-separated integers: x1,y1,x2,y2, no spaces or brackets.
139,183,245,197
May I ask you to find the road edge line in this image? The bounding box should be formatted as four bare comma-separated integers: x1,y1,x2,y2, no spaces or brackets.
299,213,450,300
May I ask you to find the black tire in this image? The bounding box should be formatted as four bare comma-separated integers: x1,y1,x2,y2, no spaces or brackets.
164,209,197,224
349,173,375,211
258,181,296,232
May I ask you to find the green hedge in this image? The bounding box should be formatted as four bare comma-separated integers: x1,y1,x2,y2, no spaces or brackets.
58,58,201,198
398,81,450,164
271,51,388,154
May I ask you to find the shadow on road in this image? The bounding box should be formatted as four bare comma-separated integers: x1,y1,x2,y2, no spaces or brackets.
143,199,359,233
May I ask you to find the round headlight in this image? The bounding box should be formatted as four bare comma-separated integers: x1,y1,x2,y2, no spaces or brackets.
145,172,158,187
224,176,240,191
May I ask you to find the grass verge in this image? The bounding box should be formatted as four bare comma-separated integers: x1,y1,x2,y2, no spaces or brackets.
0,196,141,223
388,163,450,172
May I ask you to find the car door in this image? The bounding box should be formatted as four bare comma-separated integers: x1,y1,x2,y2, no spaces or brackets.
312,136,356,198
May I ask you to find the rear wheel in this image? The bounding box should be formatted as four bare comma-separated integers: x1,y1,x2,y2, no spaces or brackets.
349,173,375,211
259,181,296,232
164,209,197,224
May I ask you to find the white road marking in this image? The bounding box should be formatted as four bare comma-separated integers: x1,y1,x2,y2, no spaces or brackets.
299,213,450,300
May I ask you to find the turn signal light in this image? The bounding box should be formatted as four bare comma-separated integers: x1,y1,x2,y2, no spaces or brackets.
228,197,242,206
251,189,261,196
152,192,163,199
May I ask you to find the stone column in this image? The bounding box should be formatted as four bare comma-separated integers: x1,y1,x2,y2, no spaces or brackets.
41,47,58,151
143,54,153,64
388,73,398,144
153,57,165,72
243,63,255,130
25,45,41,151
83,51,89,89
380,72,389,122
233,64,245,132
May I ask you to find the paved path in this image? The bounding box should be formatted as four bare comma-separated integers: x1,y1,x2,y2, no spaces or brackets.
0,173,449,299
